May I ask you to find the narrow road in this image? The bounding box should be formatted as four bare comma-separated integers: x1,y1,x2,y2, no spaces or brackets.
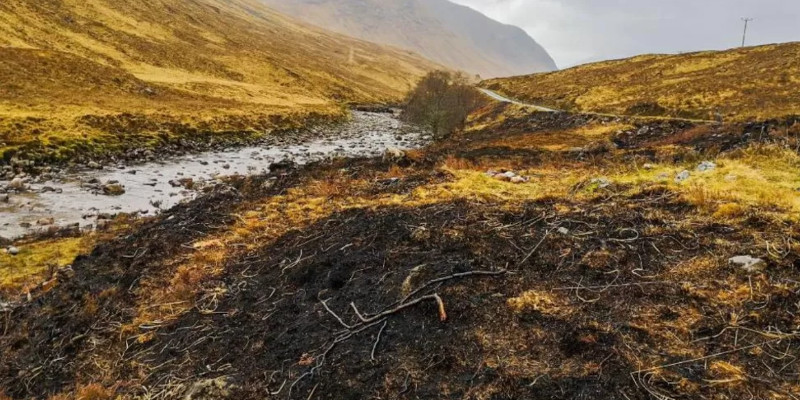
478,88,559,112
479,88,719,124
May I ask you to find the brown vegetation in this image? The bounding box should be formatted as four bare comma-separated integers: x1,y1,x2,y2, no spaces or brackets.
0,0,438,164
2,101,799,399
482,42,800,121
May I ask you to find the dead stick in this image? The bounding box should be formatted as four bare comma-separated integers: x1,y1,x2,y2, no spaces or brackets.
370,320,388,361
517,230,549,267
400,269,508,305
319,298,352,329
632,338,791,375
354,294,447,325
553,281,669,291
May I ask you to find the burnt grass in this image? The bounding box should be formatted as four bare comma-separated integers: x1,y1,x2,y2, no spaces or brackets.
2,108,800,399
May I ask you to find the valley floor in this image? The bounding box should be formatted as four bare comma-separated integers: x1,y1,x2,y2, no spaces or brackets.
2,102,799,399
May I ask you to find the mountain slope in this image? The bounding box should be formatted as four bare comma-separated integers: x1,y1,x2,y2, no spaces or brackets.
259,0,557,78
482,42,800,121
0,0,438,164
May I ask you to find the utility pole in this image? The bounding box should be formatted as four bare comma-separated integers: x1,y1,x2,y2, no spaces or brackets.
741,17,753,47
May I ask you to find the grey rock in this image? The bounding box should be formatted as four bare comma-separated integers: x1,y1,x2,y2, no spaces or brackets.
591,177,611,188
729,255,766,273
697,161,716,172
37,217,55,226
675,170,690,183
102,184,126,196
6,246,19,256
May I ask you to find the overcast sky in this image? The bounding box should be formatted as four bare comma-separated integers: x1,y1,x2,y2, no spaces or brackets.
449,0,800,68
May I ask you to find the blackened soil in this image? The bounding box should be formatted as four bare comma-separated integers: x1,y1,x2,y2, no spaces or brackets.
1,109,799,400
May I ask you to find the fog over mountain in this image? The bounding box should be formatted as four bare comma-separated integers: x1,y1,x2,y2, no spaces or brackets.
451,0,800,67
259,0,558,78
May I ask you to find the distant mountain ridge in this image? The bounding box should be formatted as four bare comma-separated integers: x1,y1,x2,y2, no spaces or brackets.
259,0,558,78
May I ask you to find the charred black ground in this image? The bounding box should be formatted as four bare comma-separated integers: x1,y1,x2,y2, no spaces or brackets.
2,104,799,399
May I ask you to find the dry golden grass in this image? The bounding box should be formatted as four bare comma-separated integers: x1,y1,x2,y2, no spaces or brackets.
482,42,800,121
0,0,438,160
5,102,800,400
0,237,88,294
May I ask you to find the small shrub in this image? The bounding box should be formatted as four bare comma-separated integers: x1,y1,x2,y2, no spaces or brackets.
403,71,487,139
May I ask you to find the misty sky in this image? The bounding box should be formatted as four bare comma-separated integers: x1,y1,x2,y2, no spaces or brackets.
449,0,800,68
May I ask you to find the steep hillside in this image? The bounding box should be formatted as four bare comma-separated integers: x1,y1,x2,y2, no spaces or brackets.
0,0,437,164
482,42,800,121
259,0,557,78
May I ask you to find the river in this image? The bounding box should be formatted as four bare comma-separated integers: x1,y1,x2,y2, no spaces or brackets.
0,111,428,240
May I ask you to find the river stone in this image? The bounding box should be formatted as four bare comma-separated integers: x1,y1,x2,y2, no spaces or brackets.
8,178,26,190
729,255,766,273
36,217,55,226
87,161,101,169
382,147,405,163
1,194,8,203
102,184,126,196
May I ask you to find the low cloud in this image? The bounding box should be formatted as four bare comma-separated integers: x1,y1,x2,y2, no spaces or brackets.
450,0,800,68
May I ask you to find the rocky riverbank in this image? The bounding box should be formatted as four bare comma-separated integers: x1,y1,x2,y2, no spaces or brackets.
0,111,430,240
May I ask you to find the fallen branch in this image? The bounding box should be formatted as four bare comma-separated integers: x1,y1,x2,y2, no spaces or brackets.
399,268,508,305
290,268,506,397
352,293,447,325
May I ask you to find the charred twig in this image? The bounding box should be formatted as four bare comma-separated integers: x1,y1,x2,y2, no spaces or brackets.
319,298,352,329
632,337,798,376
353,294,447,325
553,281,670,292
517,230,549,267
398,268,508,305
370,320,388,361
